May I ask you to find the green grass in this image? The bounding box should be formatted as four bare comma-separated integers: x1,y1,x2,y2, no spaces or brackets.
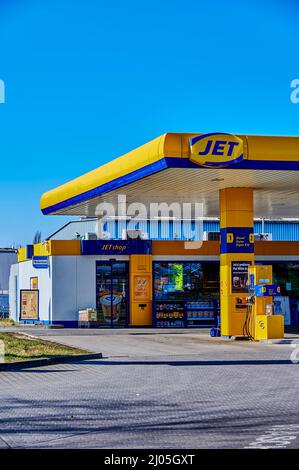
0,332,88,363
0,318,16,327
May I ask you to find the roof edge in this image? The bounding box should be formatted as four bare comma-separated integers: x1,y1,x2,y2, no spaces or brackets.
40,133,176,214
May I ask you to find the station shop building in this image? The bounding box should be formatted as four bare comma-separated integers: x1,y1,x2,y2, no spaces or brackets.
10,132,299,333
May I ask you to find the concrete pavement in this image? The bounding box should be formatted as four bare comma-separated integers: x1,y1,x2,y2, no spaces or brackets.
0,328,298,449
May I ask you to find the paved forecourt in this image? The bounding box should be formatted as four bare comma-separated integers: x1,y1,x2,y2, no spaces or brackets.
0,329,298,449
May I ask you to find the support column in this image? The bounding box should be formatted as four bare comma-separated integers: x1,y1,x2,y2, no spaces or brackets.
129,254,153,326
220,188,254,337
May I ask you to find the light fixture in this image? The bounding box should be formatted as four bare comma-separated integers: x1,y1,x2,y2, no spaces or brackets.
153,216,178,220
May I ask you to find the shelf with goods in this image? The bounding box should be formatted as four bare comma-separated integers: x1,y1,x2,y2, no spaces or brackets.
154,300,185,328
153,298,219,328
186,300,218,326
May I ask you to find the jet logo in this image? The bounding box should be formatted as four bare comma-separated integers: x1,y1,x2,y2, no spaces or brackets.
190,133,244,167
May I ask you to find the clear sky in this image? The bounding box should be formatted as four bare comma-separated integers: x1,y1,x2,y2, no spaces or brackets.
0,0,298,247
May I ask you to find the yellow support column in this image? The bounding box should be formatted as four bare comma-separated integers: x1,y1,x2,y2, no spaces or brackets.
129,255,153,326
220,188,254,337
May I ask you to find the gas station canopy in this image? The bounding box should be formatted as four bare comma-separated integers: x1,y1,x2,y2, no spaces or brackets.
40,133,299,218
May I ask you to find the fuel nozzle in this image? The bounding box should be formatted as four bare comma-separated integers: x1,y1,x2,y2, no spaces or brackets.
246,295,255,305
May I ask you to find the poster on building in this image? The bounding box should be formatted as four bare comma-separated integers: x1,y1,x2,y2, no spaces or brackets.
231,261,251,293
20,290,39,320
274,296,291,326
98,292,123,324
30,277,38,290
134,275,151,301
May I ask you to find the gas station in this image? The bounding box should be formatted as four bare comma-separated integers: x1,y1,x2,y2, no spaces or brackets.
11,132,299,339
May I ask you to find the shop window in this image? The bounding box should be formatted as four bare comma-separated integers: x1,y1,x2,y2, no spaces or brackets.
153,262,219,301
153,262,219,327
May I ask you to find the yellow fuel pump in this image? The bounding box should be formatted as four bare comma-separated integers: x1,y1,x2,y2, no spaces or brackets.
245,265,284,340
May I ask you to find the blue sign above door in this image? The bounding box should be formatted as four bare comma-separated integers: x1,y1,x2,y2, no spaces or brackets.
32,256,49,269
81,239,152,255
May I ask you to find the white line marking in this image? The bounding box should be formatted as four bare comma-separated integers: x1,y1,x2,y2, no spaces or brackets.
245,424,299,449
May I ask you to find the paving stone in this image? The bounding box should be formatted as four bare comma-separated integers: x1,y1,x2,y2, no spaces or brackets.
0,330,298,449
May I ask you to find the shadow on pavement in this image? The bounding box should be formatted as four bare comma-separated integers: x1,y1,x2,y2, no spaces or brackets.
4,358,295,373
68,358,294,367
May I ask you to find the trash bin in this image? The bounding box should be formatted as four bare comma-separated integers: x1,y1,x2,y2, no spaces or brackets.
210,315,221,337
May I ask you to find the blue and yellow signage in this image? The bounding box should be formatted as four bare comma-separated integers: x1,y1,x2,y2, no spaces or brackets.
190,133,244,167
81,239,152,255
32,256,49,269
220,227,254,254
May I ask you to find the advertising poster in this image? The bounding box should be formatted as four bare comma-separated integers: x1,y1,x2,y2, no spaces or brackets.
134,275,150,301
30,277,38,290
231,261,251,293
99,292,123,324
173,264,183,291
20,290,39,320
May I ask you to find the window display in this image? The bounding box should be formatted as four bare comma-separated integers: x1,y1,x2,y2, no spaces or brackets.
153,262,219,327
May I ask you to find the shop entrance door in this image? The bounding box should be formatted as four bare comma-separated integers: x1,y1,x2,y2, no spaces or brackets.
96,261,129,327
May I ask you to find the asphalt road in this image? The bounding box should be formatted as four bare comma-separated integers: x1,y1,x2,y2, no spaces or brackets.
0,328,298,449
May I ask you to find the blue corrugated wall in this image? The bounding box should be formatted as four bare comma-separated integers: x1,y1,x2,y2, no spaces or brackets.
202,221,299,241
49,219,299,241
254,222,299,241
203,221,299,241
111,220,299,240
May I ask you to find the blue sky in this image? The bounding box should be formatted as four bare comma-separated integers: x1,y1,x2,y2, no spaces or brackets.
0,0,298,247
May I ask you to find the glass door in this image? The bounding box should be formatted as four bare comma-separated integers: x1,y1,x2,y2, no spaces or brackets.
96,261,129,327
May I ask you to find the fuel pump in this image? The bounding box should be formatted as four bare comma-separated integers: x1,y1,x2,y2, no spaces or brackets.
244,265,284,340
